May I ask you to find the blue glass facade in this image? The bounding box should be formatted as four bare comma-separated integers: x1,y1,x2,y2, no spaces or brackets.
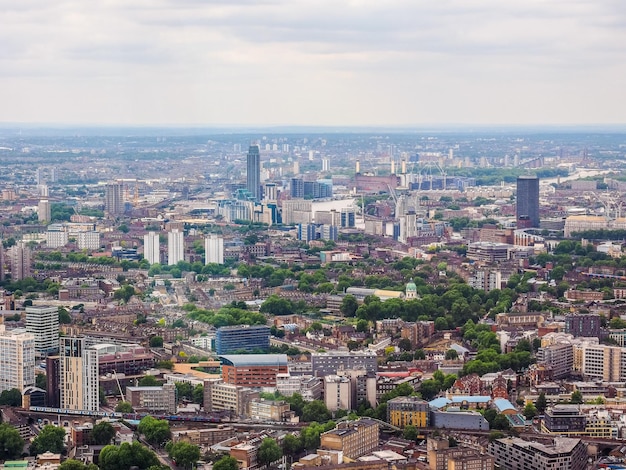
215,325,271,354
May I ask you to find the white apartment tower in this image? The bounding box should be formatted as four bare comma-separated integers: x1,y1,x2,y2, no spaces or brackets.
60,337,99,411
38,199,51,223
205,234,224,265
143,231,160,265
25,305,59,356
0,325,35,393
167,229,184,265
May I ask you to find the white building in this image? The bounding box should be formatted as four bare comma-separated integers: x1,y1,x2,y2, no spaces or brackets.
143,231,160,265
38,199,51,223
60,337,99,411
205,234,224,265
77,231,100,251
167,229,184,265
46,225,69,248
0,325,35,393
25,305,59,356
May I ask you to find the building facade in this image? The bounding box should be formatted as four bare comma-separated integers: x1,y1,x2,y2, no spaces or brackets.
143,231,160,265
25,305,59,356
167,229,184,265
247,145,261,201
220,354,288,388
105,182,124,216
60,337,99,411
126,383,176,414
0,325,35,393
320,419,379,460
215,325,270,355
516,175,540,228
489,436,586,470
205,234,224,265
311,351,378,377
387,396,430,428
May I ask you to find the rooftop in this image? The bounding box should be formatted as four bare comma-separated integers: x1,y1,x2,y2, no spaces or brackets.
219,354,288,367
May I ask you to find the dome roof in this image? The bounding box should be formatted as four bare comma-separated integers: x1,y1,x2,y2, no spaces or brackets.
406,278,417,292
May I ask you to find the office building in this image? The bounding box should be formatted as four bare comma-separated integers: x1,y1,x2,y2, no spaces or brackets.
340,209,356,228
489,436,586,470
126,383,176,414
246,145,261,202
77,231,100,251
220,354,288,387
324,375,352,412
565,314,601,338
25,305,59,356
143,231,160,265
38,199,51,223
0,325,35,393
543,405,586,434
537,343,573,379
312,350,378,377
205,234,224,265
516,175,540,228
290,178,304,198
203,379,259,417
60,337,99,411
387,396,430,428
428,438,494,470
215,325,270,355
105,182,124,217
582,344,626,381
320,419,379,460
167,229,184,265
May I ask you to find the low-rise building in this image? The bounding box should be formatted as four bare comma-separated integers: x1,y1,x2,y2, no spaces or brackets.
386,396,429,428
126,383,176,414
489,436,586,470
320,419,379,461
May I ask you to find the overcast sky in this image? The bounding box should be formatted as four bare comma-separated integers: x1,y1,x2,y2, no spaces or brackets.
1,0,625,127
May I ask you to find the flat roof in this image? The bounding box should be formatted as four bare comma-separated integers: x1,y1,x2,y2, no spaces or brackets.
220,354,288,367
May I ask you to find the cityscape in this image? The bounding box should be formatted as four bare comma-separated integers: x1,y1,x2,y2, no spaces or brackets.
1,1,626,470
0,127,623,470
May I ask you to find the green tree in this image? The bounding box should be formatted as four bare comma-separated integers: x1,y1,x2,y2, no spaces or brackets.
92,421,116,445
30,425,65,455
192,384,204,405
283,433,303,459
398,338,412,351
99,442,160,470
149,336,164,347
402,425,418,441
165,441,201,470
523,403,538,420
138,416,171,446
570,390,583,404
115,401,133,413
535,393,547,413
258,437,283,468
491,414,511,430
0,388,22,406
58,307,72,324
213,456,239,470
259,295,293,315
445,349,459,360
340,295,359,317
302,400,331,423
58,460,98,470
138,375,160,386
0,423,24,460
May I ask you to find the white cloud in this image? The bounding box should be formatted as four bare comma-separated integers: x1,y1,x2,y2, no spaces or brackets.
0,0,624,125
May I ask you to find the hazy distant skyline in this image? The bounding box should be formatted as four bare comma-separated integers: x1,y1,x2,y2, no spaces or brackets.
1,1,625,127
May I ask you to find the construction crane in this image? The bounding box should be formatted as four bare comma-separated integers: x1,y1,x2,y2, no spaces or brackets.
112,370,124,400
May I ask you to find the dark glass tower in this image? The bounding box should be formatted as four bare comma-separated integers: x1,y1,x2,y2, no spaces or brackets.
246,145,261,201
516,175,540,228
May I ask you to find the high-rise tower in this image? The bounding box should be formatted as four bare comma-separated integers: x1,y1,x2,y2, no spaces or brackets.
246,145,261,201
205,234,224,265
143,231,160,265
59,337,99,411
105,182,124,216
516,176,540,228
167,229,184,265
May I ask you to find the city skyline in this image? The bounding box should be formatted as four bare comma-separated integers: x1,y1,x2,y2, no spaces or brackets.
0,1,624,127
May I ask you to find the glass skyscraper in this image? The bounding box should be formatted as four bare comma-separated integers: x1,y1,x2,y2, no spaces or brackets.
246,145,261,201
215,325,270,354
516,175,540,228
